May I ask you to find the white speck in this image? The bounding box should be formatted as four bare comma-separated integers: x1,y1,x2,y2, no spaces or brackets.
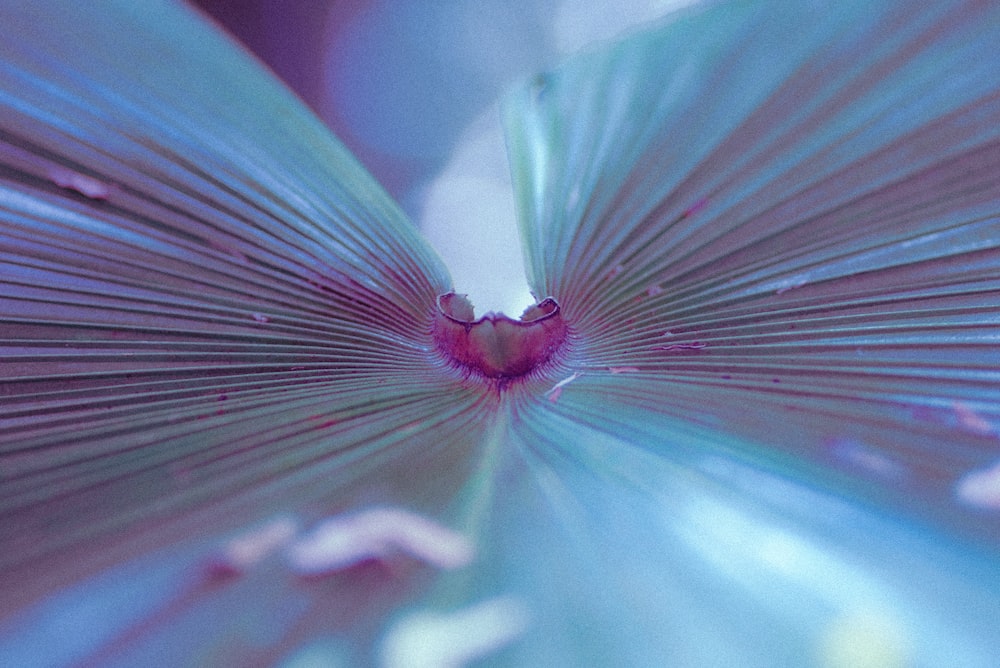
210,516,299,575
818,609,910,668
48,167,114,199
251,312,271,323
608,366,639,374
775,278,807,295
380,596,529,668
286,508,474,576
953,401,994,436
545,371,581,402
566,184,581,211
956,461,1000,510
829,439,905,480
653,341,706,352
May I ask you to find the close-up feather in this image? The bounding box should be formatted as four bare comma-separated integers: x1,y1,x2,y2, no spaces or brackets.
1,1,998,666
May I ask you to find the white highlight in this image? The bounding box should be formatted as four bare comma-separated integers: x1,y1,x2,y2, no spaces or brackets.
956,461,1000,510
829,438,905,481
819,610,910,668
545,371,581,402
553,0,699,54
218,516,298,572
678,488,903,615
416,2,691,318
286,508,474,575
421,112,534,317
379,596,529,668
952,401,994,436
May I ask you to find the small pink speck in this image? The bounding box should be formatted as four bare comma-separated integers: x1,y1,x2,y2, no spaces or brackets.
49,166,114,199
608,367,640,374
682,198,708,218
307,414,338,428
209,240,250,264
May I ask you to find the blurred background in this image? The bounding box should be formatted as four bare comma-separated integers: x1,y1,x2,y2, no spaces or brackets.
190,0,694,314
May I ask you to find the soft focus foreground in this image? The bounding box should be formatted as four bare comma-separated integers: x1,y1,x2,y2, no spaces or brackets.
1,1,999,666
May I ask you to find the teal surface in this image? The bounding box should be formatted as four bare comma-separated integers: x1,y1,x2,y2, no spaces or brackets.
1,1,999,665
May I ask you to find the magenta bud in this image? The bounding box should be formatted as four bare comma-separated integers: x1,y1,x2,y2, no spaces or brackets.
433,293,568,379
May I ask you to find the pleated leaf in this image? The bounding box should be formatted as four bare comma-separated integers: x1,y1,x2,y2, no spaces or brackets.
2,0,1000,666
507,0,1000,535
497,3,1000,661
0,3,483,659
